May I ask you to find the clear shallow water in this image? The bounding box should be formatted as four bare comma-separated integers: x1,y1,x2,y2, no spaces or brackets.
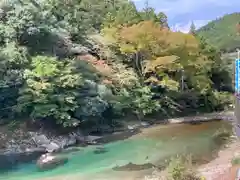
0,120,231,180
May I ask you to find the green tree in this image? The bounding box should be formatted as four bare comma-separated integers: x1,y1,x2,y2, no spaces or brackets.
189,21,196,35
0,0,233,128
17,56,83,126
102,1,140,28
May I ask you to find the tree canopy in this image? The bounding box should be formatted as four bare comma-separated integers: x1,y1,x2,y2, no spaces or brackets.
0,0,233,129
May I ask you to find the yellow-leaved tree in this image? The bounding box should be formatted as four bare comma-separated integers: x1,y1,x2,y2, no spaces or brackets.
112,21,181,90
101,19,220,115
102,20,213,92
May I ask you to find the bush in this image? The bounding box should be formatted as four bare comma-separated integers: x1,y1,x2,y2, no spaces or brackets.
166,155,202,180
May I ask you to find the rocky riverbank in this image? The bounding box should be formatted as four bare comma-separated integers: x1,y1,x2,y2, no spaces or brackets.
0,126,81,170
0,124,141,170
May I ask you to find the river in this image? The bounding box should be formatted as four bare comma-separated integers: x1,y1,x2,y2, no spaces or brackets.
0,120,232,180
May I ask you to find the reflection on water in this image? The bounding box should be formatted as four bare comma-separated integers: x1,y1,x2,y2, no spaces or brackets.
0,120,232,180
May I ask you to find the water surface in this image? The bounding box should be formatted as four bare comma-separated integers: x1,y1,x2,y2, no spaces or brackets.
0,120,231,180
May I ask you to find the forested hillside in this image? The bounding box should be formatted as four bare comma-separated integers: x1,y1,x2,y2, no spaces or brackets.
197,13,240,52
0,0,233,129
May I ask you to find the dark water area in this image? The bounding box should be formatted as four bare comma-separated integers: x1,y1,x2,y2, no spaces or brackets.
0,120,232,180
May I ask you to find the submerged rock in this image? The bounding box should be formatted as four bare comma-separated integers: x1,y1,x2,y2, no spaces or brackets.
113,162,156,171
94,146,108,154
36,154,68,171
61,147,83,154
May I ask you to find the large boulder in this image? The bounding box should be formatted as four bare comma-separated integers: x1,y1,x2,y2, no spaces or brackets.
36,154,68,171
31,133,77,153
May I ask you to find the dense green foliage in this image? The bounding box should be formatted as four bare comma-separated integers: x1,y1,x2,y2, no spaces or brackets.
0,0,233,128
197,13,240,52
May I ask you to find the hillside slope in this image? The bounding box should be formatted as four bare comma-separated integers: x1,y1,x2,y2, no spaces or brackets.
197,13,240,52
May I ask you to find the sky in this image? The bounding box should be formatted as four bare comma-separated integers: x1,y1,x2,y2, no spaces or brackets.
132,0,240,33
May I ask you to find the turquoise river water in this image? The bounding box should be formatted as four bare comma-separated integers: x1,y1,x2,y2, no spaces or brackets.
0,120,232,180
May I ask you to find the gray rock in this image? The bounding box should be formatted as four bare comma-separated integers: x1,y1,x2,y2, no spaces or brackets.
85,135,101,144
75,135,86,142
32,134,51,145
64,135,77,147
140,121,150,127
53,135,77,149
5,143,22,153
71,130,85,143
127,125,135,130
36,154,68,171
31,133,77,152
127,124,141,130
43,142,61,153
25,147,46,153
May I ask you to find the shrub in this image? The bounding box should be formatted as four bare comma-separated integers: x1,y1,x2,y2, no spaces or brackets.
166,155,201,180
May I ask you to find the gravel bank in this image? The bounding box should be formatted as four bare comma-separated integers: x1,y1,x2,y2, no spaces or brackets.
198,140,240,180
